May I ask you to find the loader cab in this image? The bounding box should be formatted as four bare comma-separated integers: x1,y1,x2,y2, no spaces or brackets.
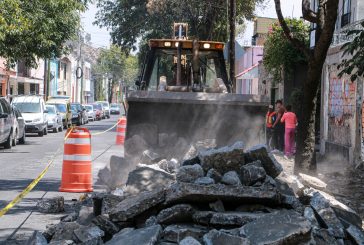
138,39,231,93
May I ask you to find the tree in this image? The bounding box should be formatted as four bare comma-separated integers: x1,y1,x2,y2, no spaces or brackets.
338,21,364,81
273,0,340,173
0,0,87,67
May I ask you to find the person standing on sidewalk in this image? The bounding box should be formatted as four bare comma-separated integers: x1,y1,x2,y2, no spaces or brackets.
265,105,276,150
272,100,285,152
280,105,297,158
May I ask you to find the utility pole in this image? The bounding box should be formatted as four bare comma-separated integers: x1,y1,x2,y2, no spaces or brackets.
229,0,236,92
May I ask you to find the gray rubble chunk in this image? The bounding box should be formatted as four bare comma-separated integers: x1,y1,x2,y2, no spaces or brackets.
346,225,364,245
241,210,311,244
206,169,222,183
73,226,104,244
125,166,175,195
312,228,341,245
304,207,319,227
101,194,125,215
145,216,158,227
221,171,242,186
194,177,215,185
209,200,225,212
198,141,245,174
37,196,64,213
159,159,179,174
193,211,264,227
51,222,83,242
275,179,304,212
109,189,165,222
165,183,280,205
235,204,273,213
299,173,327,190
332,206,363,229
276,172,305,197
203,230,250,245
77,206,94,225
108,156,136,189
179,236,202,245
240,165,266,186
27,231,48,245
48,240,75,245
43,224,58,242
61,212,78,222
157,204,195,225
106,225,162,245
245,145,283,178
310,192,345,238
141,150,162,164
163,224,208,243
176,164,204,183
92,215,119,236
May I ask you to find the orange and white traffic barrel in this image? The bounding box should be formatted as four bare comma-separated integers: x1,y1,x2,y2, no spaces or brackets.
59,128,93,193
116,117,127,145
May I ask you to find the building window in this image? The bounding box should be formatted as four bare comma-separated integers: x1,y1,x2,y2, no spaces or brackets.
341,0,351,27
30,83,39,94
63,63,67,79
18,82,24,95
58,61,61,78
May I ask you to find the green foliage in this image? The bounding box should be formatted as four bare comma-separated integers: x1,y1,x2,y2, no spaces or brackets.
0,0,87,68
338,21,364,81
263,18,309,83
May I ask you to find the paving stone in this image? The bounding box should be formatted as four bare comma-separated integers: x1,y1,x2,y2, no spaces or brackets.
209,200,225,212
109,189,165,222
298,173,327,190
193,211,264,227
245,145,283,178
203,230,250,245
310,192,345,238
156,204,195,225
206,169,222,183
176,164,204,183
346,225,364,245
162,224,208,243
194,177,215,185
73,226,104,245
241,210,311,244
240,165,266,186
221,171,242,186
125,166,175,195
106,225,162,245
179,236,202,245
27,231,48,245
198,141,245,174
36,196,64,214
165,182,280,206
92,215,119,237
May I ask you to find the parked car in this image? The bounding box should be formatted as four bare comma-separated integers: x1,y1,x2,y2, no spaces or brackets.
92,103,103,120
46,105,63,133
12,106,26,144
12,96,48,137
110,103,121,115
84,104,96,121
47,96,72,129
0,97,16,149
70,103,87,125
96,101,110,119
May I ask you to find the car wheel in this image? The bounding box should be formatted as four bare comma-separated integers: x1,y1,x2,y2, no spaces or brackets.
12,130,17,147
53,127,58,133
59,125,63,132
4,130,12,149
19,131,26,144
38,130,44,137
44,127,48,135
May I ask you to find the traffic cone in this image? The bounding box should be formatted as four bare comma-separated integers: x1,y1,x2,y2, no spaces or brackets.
60,128,93,192
116,117,127,145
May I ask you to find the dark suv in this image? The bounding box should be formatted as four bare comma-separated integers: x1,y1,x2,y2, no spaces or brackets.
70,103,87,126
0,97,15,149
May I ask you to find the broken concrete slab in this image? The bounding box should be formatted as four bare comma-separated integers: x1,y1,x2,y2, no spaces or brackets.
311,228,341,245
193,211,264,227
159,159,179,174
77,206,94,226
179,236,202,245
240,165,266,186
241,210,311,244
176,164,204,183
42,224,58,242
203,230,250,245
304,207,319,227
125,166,175,195
48,240,75,245
276,172,305,197
209,200,225,212
235,204,273,213
92,215,119,237
298,173,327,190
60,212,78,223
332,206,362,229
156,204,195,225
165,183,280,206
51,222,83,242
245,145,283,178
101,194,125,215
73,226,104,244
162,224,208,243
141,150,163,164
206,169,222,183
194,177,215,185
198,141,245,174
36,196,64,214
106,225,162,245
346,225,364,245
221,171,242,186
27,231,48,245
182,156,201,166
145,216,158,227
109,189,165,222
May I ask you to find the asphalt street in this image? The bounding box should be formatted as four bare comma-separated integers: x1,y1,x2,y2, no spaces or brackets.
0,115,124,244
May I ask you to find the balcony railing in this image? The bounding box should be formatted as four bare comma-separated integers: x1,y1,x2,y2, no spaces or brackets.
331,20,364,47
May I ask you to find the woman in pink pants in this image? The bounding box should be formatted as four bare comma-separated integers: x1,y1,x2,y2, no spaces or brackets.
281,105,297,157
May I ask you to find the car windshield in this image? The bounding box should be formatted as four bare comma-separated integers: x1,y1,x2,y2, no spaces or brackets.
85,105,93,111
46,106,56,114
13,102,41,113
53,104,67,113
111,104,119,108
70,104,78,112
93,104,101,110
101,102,108,107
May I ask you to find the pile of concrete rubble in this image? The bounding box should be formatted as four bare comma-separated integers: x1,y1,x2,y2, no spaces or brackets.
29,141,364,245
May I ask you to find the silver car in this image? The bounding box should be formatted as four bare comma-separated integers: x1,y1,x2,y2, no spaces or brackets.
46,105,63,133
84,104,96,121
12,106,26,145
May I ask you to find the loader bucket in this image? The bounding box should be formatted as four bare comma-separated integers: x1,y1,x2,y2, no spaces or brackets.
125,91,269,159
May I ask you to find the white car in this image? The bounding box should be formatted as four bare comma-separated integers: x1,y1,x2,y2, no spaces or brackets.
84,104,96,121
46,105,63,133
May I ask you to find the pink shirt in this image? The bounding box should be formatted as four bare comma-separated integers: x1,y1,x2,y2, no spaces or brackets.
281,112,297,129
